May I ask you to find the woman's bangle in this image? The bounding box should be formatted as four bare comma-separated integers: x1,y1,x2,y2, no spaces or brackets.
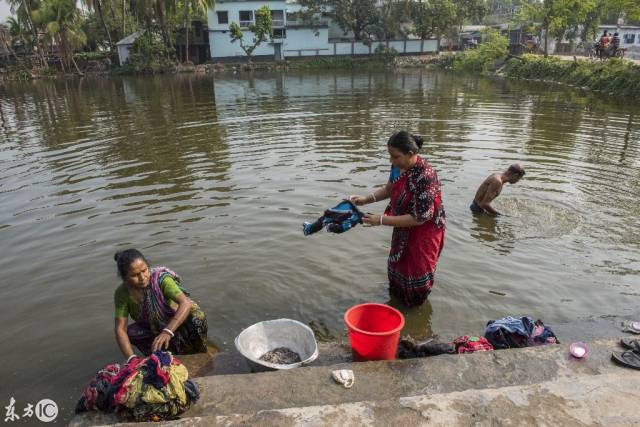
370,193,376,203
380,215,384,226
162,328,175,338
126,354,137,363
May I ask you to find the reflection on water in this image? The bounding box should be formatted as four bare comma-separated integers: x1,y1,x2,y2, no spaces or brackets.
387,294,434,339
1,71,639,421
470,214,516,255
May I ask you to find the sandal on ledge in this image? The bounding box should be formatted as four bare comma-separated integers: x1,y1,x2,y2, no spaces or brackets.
611,350,640,370
620,338,640,351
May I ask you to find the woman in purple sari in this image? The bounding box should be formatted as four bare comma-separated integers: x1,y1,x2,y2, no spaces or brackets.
113,249,208,360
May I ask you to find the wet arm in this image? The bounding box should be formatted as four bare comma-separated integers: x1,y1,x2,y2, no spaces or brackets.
353,182,392,205
363,213,425,227
115,317,135,359
164,292,192,333
382,214,424,227
150,292,193,352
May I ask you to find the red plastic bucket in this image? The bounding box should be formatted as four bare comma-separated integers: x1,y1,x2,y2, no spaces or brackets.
344,303,405,361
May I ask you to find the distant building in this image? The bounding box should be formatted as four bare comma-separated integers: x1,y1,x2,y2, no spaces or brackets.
207,0,438,61
116,31,142,66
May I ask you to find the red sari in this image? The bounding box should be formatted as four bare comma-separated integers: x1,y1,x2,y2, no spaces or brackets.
385,156,446,307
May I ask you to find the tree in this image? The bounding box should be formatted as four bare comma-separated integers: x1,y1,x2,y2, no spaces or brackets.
412,0,457,44
32,0,87,73
378,0,410,40
456,0,489,25
82,0,113,50
229,5,272,63
517,0,598,56
180,0,214,63
7,0,48,66
331,0,379,41
1,21,34,74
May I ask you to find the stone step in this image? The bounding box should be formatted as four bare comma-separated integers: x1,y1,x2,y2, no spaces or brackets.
212,371,640,426
70,338,632,426
72,369,640,426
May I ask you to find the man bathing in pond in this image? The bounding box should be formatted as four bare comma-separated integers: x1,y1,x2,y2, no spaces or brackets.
470,164,525,216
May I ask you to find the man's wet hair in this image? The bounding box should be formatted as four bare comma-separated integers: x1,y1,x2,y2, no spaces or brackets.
507,164,525,177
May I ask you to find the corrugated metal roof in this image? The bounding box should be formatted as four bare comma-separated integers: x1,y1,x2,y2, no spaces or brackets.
116,31,142,46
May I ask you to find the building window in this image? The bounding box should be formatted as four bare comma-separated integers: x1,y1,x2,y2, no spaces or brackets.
273,28,286,39
271,10,285,27
239,10,253,27
217,11,228,24
622,33,635,44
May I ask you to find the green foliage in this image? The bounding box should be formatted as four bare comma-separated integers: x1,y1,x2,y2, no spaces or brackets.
504,54,640,99
73,50,111,60
331,0,379,41
119,30,176,73
373,43,398,62
229,5,272,60
288,56,388,69
515,0,640,56
452,28,508,73
412,0,457,40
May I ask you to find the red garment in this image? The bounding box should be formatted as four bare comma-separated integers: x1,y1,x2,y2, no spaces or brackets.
599,35,610,48
385,156,446,307
454,336,494,353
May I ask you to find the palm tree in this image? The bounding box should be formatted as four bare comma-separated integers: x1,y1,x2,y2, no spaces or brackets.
33,0,87,74
82,0,113,49
7,0,48,66
1,21,35,75
181,0,214,63
130,0,176,53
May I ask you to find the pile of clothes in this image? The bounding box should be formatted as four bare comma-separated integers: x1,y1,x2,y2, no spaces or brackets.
484,316,558,350
398,316,559,359
75,351,200,422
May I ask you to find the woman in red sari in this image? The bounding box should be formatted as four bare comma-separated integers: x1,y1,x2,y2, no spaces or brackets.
351,131,446,307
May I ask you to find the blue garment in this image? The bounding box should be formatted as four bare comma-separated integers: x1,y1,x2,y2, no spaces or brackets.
484,316,535,349
184,379,200,403
389,165,401,183
303,200,364,236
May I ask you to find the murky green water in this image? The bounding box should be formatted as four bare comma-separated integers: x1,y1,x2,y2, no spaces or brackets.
1,70,639,422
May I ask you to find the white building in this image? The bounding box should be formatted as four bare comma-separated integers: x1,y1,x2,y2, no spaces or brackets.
207,0,437,60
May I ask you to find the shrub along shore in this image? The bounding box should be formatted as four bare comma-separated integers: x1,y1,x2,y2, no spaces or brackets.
501,55,640,100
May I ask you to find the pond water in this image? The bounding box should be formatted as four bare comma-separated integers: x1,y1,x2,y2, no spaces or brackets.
1,70,639,422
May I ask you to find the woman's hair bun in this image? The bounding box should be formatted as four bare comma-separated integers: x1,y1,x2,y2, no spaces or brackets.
412,134,424,149
114,251,121,262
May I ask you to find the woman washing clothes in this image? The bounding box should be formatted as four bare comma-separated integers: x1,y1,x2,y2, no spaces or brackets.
350,131,446,307
113,249,208,361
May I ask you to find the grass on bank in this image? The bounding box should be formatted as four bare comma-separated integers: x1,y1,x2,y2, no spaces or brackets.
504,55,640,99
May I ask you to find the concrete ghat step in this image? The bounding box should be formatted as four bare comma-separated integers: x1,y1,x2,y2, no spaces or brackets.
215,371,640,426
72,371,640,427
70,338,630,426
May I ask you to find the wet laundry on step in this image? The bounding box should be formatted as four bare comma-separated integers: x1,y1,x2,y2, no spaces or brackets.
484,316,559,350
75,351,199,422
453,335,494,353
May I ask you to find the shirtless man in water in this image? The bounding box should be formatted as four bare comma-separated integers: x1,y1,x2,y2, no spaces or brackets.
470,164,525,216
